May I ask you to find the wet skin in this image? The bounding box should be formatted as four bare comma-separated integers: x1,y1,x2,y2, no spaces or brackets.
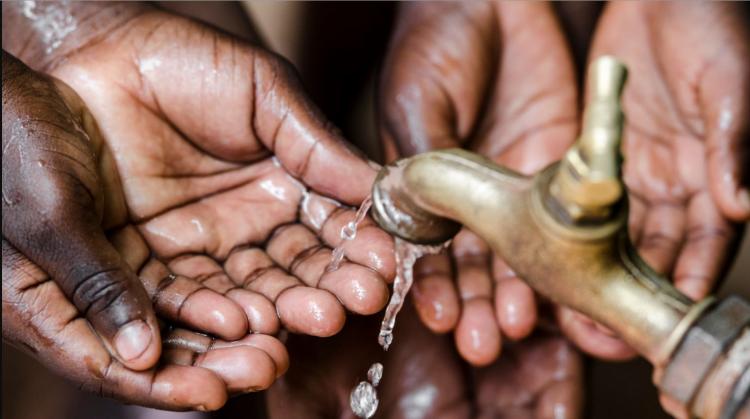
3,4,396,408
266,303,583,419
559,1,750,361
4,5,398,339
379,1,750,366
2,53,288,410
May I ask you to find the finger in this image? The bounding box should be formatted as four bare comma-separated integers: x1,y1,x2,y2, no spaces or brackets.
109,226,263,338
453,230,501,366
411,254,460,333
535,379,584,419
556,306,636,361
701,45,750,221
137,259,248,340
212,334,290,378
303,192,396,281
265,223,389,314
128,22,377,205
492,255,537,340
627,194,648,244
224,247,344,336
2,241,228,411
163,329,279,393
674,191,738,299
2,56,159,370
635,204,686,275
379,2,497,155
168,254,279,335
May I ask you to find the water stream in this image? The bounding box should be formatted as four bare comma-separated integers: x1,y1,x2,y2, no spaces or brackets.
378,238,447,350
326,196,372,272
326,195,449,418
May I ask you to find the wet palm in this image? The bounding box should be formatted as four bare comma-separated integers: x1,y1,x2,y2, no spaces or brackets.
46,10,397,339
380,1,581,365
2,53,287,410
590,2,749,300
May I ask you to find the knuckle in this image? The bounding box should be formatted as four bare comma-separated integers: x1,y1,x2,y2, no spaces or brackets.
70,268,130,316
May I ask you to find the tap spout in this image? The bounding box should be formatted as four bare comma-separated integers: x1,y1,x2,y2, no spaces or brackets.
371,148,697,364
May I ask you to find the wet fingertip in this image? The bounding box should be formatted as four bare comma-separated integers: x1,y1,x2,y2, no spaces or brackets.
276,287,345,337
455,299,501,367
226,289,280,334
674,277,709,301
557,308,636,361
182,288,248,341
153,365,227,411
244,334,290,377
411,277,460,333
319,267,389,315
495,280,537,340
198,346,277,393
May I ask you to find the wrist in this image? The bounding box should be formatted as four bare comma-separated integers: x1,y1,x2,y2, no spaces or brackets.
2,2,151,71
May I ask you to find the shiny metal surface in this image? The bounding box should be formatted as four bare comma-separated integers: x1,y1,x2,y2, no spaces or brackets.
370,56,750,418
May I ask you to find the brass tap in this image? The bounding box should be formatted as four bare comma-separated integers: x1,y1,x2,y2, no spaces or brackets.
371,57,750,419
549,56,626,222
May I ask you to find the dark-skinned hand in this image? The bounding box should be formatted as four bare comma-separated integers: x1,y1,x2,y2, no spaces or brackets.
379,1,636,365
3,3,396,345
589,1,749,298
2,52,288,409
266,304,583,419
578,3,750,412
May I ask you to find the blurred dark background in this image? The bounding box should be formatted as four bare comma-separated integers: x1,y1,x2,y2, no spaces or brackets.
3,2,747,419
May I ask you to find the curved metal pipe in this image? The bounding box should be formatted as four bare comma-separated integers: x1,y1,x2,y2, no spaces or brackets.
372,148,698,364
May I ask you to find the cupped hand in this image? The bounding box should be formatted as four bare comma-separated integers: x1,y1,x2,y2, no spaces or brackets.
3,238,288,411
2,50,288,409
265,304,582,419
559,2,750,357
379,1,583,365
6,6,397,341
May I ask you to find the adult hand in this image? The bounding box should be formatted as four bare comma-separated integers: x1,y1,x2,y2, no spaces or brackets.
3,238,288,410
266,305,582,419
379,1,584,365
3,3,396,341
2,50,288,409
563,2,750,358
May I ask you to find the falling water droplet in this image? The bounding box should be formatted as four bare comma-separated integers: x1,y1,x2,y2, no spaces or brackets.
367,362,383,387
350,381,378,419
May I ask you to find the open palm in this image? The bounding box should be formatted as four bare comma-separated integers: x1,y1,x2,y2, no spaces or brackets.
590,2,749,300
46,9,397,339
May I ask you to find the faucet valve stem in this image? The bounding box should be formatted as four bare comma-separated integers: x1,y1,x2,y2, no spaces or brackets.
550,55,628,222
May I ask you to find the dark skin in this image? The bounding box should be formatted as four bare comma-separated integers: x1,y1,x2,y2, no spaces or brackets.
379,1,750,366
266,303,583,419
2,52,288,409
2,2,397,409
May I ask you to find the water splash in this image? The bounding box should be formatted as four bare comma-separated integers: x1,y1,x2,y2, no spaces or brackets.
327,196,373,272
345,188,449,418
21,0,77,54
378,237,447,350
350,362,384,419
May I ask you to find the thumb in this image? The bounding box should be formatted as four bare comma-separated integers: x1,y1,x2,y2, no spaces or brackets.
701,49,750,221
2,52,161,370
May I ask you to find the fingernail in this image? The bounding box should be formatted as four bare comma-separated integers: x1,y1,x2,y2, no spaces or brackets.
115,320,152,361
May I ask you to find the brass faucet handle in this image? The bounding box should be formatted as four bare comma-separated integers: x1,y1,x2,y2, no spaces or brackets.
551,56,628,222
